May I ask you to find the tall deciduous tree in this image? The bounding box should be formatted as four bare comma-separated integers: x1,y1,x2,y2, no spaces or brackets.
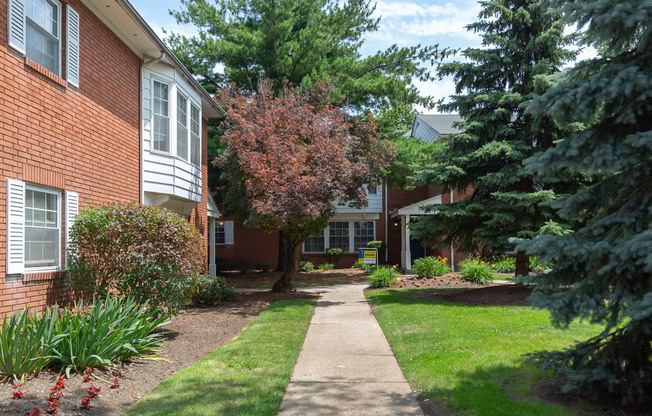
518,0,652,405
410,0,575,275
217,80,393,291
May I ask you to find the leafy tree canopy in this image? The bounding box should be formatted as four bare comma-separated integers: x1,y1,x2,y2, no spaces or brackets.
517,0,652,405
409,0,576,275
217,80,394,290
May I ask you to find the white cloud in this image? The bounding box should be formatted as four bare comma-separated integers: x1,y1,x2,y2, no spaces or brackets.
413,77,458,113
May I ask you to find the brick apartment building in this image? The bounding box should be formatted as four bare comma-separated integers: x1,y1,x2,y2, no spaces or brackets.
214,114,472,272
0,0,223,315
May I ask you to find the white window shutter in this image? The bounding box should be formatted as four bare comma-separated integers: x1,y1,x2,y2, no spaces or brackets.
225,221,234,245
7,0,26,54
65,191,79,267
66,6,80,87
6,178,25,274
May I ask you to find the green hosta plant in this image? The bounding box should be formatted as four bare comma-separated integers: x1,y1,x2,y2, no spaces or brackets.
50,296,168,375
459,258,494,284
369,266,399,288
413,256,451,278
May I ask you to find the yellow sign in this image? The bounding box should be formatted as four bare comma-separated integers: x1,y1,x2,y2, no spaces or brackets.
358,248,378,265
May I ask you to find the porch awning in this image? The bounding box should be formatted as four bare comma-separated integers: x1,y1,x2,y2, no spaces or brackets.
207,193,221,218
390,194,442,218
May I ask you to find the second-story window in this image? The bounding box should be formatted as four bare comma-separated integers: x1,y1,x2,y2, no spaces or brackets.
153,81,170,152
190,104,201,166
26,0,61,75
177,92,189,161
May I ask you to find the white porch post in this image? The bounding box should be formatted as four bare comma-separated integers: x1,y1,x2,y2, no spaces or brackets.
400,215,412,271
209,217,216,276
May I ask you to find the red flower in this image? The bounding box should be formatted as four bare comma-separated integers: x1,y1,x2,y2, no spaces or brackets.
29,407,43,416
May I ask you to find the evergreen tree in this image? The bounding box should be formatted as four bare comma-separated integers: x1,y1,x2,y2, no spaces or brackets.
518,0,652,405
410,0,575,275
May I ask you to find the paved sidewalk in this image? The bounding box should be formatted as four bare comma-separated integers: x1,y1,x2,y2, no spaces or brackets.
278,283,423,415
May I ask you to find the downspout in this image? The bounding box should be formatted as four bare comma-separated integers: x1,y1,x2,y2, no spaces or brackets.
384,180,388,264
139,62,144,204
450,189,455,272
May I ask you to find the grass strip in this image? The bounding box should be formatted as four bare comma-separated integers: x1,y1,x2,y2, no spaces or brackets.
123,299,315,416
366,289,600,416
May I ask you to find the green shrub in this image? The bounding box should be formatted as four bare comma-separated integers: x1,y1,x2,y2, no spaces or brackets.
51,297,168,374
68,202,204,316
413,256,451,277
216,257,236,272
369,266,398,288
192,275,238,307
299,260,314,272
0,308,59,380
255,261,270,272
325,247,343,265
459,258,494,284
318,263,335,271
367,240,386,263
493,257,516,273
529,256,550,272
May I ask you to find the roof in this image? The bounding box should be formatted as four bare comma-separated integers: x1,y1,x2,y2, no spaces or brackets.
390,194,442,218
82,0,225,119
414,114,463,136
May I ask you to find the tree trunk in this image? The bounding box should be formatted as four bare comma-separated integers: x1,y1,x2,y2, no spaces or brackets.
515,250,530,277
272,234,300,292
276,230,288,272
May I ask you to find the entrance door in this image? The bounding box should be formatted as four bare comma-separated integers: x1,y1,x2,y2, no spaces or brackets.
410,238,425,262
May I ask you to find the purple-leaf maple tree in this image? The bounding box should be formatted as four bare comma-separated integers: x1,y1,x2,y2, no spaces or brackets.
217,80,394,291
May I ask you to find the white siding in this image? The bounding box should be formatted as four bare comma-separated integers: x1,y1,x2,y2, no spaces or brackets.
142,64,203,204
411,120,440,142
334,188,383,214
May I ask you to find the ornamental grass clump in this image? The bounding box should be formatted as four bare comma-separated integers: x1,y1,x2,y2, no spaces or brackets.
459,258,494,284
369,266,399,288
413,256,451,278
67,202,204,316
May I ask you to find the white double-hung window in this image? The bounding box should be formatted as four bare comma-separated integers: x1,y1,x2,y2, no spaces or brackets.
176,92,189,161
5,179,79,274
190,104,201,166
24,185,60,269
25,0,61,75
152,81,170,152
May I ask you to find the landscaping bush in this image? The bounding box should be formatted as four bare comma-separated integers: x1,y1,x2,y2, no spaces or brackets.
318,263,335,271
413,256,451,278
299,260,314,272
51,297,168,374
368,266,398,288
192,275,238,307
255,261,270,272
492,257,516,273
459,258,494,284
0,297,168,379
68,202,204,316
367,240,386,263
325,247,343,265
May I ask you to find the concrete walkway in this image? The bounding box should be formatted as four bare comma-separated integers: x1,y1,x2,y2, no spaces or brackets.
278,283,423,416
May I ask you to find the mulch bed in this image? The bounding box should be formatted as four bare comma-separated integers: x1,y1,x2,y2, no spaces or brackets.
0,291,315,416
223,268,370,288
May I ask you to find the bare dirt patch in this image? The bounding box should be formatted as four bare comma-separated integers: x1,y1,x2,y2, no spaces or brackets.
0,291,315,416
224,268,369,289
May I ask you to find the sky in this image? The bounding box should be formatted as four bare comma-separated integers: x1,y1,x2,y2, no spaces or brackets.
129,0,593,113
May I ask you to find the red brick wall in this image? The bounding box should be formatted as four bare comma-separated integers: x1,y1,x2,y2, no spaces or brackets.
215,219,279,270
190,119,210,270
0,0,141,314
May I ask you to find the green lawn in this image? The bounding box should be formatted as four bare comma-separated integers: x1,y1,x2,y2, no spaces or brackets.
123,299,315,416
366,289,600,416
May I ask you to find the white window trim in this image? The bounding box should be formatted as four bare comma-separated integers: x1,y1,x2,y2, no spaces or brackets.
151,78,171,155
25,0,63,76
215,220,234,246
176,89,190,163
302,221,376,254
24,184,62,271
